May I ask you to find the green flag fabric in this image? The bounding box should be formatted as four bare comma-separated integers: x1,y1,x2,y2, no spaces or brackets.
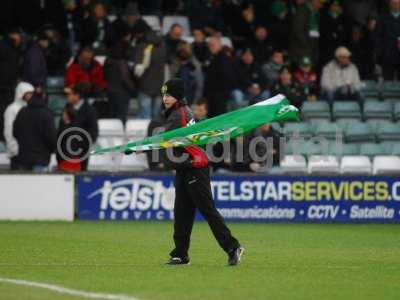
92,94,300,155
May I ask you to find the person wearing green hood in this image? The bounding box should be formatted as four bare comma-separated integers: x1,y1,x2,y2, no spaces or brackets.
289,0,324,64
269,0,291,51
319,0,346,67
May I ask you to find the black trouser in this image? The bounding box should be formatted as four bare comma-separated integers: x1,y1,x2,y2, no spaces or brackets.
170,167,240,258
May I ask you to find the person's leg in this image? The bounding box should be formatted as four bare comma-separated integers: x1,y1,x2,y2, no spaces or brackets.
113,92,131,125
170,171,196,258
186,167,240,254
137,92,152,118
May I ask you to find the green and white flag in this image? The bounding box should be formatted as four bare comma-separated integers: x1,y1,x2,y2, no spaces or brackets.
92,94,299,155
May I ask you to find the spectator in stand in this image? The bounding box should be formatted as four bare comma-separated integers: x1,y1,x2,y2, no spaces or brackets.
348,25,375,79
321,46,362,104
192,98,208,122
374,0,400,80
192,28,209,65
230,3,257,50
248,83,266,105
78,1,113,55
104,32,135,125
262,49,285,89
269,1,291,51
294,56,318,101
13,93,56,172
59,0,84,54
44,26,72,76
110,2,150,46
0,28,23,141
187,0,225,34
249,25,275,64
272,66,304,108
289,0,324,64
3,82,35,170
65,46,106,96
170,42,203,105
319,0,347,67
342,0,377,28
134,30,167,118
22,32,49,91
232,48,269,108
60,83,98,171
164,23,184,62
203,37,236,117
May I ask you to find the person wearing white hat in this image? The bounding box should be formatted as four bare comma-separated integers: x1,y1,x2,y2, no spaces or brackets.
320,46,363,105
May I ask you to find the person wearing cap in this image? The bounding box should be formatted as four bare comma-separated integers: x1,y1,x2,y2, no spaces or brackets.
149,78,244,266
294,56,318,101
321,46,363,104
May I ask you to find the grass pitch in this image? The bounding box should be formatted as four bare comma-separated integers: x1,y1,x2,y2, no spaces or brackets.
0,221,399,300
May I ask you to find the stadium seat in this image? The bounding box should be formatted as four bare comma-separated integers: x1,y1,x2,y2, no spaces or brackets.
345,121,375,143
280,155,307,174
328,142,359,157
332,101,362,120
49,154,58,171
96,137,124,150
94,55,106,66
88,154,115,171
394,102,400,121
125,119,151,140
340,155,372,174
366,119,391,132
308,155,340,174
382,81,400,98
283,122,312,139
314,122,343,140
181,36,194,44
336,118,359,131
142,15,161,31
162,16,191,36
46,76,64,94
362,80,379,98
373,156,400,175
221,36,233,48
0,142,6,153
359,143,386,157
298,139,329,156
375,122,400,142
301,101,331,120
48,94,67,116
0,153,10,169
363,100,392,120
116,153,149,171
98,119,124,137
107,14,117,22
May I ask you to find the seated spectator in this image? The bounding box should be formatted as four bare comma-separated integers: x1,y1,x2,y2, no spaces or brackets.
170,42,203,105
22,32,49,91
248,83,267,105
104,35,136,125
60,83,98,171
3,82,35,170
134,30,167,118
321,46,363,104
294,56,318,101
262,49,285,88
164,23,184,62
65,46,107,96
232,48,269,108
13,93,56,172
249,25,274,64
78,0,113,55
192,98,208,122
44,26,72,76
192,28,209,64
272,66,304,108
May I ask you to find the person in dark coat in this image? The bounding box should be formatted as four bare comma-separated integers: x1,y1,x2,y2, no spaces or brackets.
44,26,72,76
164,23,184,62
191,28,209,65
230,3,257,50
78,1,113,55
249,25,275,64
22,33,49,90
0,28,23,141
319,0,347,67
348,25,375,79
268,0,291,51
147,78,243,266
60,83,99,171
13,93,56,171
104,37,135,124
374,0,400,80
272,66,304,108
203,37,236,117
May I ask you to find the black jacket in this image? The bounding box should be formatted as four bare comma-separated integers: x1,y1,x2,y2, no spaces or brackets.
0,37,21,90
13,96,56,166
235,60,267,91
22,42,47,87
374,13,400,65
204,51,236,94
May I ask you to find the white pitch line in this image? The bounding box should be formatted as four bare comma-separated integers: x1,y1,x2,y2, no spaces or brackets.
0,277,140,300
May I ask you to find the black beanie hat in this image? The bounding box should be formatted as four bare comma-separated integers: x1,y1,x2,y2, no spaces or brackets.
161,78,185,102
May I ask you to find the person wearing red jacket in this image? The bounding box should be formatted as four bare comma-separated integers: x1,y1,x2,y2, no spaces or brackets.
65,46,106,95
158,78,243,266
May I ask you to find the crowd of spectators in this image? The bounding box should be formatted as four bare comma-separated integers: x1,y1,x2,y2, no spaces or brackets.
0,0,398,172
